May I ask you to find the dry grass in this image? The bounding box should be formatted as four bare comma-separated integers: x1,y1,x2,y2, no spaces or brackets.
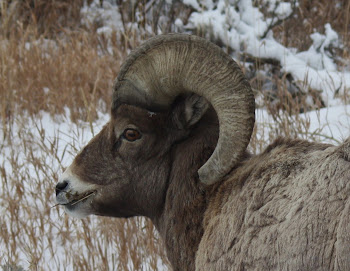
0,28,121,124
0,0,84,36
0,2,169,270
0,1,349,270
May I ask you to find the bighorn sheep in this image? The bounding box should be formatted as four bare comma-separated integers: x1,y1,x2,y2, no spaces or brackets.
55,34,350,270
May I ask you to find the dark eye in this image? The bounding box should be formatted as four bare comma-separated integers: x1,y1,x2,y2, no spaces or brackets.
123,128,142,142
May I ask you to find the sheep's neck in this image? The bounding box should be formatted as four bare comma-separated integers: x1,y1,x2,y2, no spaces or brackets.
154,109,219,270
154,140,217,270
155,175,207,271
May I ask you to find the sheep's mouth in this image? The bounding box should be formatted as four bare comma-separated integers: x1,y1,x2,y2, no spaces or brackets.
64,191,96,207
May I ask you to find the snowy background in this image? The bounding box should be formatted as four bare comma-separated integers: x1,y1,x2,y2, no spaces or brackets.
81,0,350,144
1,0,350,270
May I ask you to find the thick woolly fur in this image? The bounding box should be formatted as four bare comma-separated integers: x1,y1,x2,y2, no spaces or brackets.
197,138,350,270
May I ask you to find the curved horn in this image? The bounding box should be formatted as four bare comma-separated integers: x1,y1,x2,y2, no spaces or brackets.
112,34,255,185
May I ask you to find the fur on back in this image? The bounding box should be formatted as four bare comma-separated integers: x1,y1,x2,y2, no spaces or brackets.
196,138,350,271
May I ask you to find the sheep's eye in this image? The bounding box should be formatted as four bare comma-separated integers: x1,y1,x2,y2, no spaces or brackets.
123,129,142,142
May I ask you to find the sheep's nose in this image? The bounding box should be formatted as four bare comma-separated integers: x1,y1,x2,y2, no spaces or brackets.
56,180,69,196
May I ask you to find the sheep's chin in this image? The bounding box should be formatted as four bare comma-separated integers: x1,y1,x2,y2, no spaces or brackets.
64,201,93,219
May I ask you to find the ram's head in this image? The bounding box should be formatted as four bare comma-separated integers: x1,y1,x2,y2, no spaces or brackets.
55,34,255,219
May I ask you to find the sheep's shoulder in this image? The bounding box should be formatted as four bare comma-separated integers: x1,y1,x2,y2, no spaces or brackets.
196,138,350,271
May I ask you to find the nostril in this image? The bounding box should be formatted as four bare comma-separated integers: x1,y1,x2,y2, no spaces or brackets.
56,180,69,196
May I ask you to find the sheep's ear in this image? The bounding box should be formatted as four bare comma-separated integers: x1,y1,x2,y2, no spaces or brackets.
170,94,209,130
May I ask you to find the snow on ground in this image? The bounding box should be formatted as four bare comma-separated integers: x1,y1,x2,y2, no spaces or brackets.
256,105,350,145
81,0,123,36
305,105,350,143
0,110,105,270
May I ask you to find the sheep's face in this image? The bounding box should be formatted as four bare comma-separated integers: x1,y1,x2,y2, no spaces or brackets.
56,97,205,219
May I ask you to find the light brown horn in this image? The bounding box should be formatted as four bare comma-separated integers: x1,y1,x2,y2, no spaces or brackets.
112,33,255,185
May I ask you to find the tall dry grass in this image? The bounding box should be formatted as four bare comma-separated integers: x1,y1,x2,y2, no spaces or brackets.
0,0,84,36
0,29,120,124
0,2,169,270
0,0,349,270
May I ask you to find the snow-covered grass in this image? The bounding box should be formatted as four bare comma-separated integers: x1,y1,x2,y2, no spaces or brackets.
1,0,350,270
0,111,169,270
